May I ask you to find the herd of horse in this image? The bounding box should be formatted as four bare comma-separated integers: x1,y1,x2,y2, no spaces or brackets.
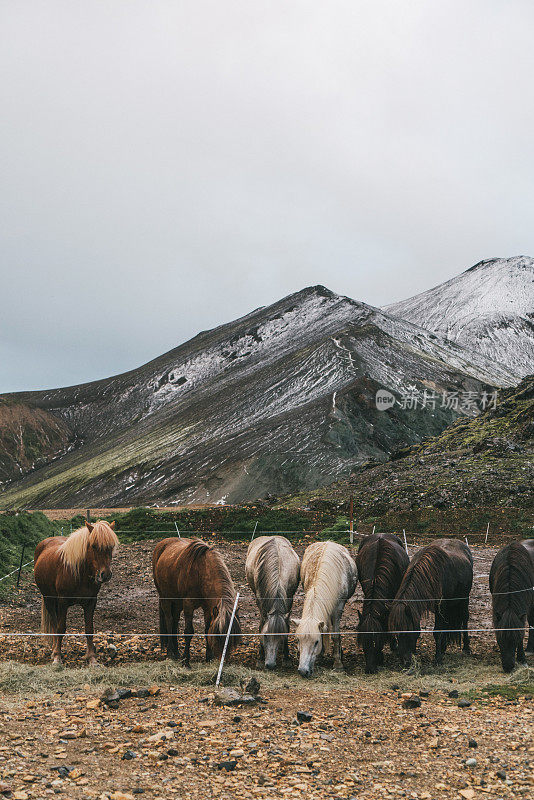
32,522,534,675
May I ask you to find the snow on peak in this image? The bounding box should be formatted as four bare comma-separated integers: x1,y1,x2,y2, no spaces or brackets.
385,256,534,379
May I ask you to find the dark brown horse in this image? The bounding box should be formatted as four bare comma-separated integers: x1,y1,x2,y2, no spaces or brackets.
388,538,473,667
152,537,242,666
489,539,534,672
356,533,409,673
34,521,119,664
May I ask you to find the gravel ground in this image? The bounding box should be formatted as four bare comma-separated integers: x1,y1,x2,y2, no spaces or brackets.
0,538,532,799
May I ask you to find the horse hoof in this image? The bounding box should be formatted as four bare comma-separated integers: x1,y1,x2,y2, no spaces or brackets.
255,660,265,670
87,658,99,667
332,663,345,673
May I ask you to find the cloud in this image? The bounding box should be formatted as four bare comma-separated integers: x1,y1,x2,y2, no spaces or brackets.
1,1,534,390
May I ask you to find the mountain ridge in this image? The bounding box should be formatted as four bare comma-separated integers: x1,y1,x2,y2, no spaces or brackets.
0,280,518,509
385,255,534,377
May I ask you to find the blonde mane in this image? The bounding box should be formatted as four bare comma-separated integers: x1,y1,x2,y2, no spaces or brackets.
59,521,119,577
299,541,354,634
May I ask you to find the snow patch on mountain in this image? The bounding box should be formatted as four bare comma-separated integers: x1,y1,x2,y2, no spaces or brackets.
385,256,534,379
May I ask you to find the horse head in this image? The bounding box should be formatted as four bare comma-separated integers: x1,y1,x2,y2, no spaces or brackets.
494,608,525,673
85,521,118,584
208,599,242,657
388,602,420,667
261,611,289,670
291,616,325,678
358,606,386,674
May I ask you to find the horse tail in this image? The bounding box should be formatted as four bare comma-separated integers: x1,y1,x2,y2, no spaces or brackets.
41,597,57,635
211,598,242,656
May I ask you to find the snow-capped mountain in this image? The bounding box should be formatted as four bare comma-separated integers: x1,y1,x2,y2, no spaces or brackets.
0,285,517,508
385,256,534,379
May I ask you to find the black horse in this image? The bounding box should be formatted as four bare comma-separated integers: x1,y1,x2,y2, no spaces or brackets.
356,533,409,673
388,538,473,667
489,539,534,673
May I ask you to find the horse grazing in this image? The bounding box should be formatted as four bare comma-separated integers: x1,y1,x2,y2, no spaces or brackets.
356,533,409,673
152,537,241,667
388,538,473,668
291,541,357,678
489,539,534,672
34,520,119,664
246,535,300,670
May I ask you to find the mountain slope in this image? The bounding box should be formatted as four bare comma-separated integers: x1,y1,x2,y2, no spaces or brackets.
385,256,534,378
285,375,534,514
0,286,516,509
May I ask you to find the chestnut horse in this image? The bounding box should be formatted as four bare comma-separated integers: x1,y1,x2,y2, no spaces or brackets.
34,520,119,664
152,537,242,667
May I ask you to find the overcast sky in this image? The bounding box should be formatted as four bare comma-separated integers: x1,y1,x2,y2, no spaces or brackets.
2,1,534,392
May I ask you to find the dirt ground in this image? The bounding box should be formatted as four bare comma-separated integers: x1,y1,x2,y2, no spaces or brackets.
0,539,532,799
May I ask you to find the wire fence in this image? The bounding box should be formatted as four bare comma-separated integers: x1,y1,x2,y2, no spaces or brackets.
0,627,531,638
1,532,532,643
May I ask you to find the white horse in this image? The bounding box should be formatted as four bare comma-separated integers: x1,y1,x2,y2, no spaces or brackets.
291,541,357,677
246,535,300,669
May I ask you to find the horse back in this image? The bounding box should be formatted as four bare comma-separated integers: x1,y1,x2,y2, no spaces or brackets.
490,541,534,604
152,537,213,600
356,533,409,598
34,537,68,595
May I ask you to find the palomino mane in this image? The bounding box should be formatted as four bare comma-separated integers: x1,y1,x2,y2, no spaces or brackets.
59,521,119,577
300,542,349,629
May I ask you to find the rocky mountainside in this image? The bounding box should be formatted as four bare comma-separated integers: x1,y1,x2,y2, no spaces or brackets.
0,285,516,509
385,256,534,378
287,375,534,515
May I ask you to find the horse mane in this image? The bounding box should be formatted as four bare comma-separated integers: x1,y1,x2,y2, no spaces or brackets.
389,544,450,630
491,542,533,622
358,535,406,641
255,537,287,617
60,521,119,578
359,535,405,601
300,542,351,630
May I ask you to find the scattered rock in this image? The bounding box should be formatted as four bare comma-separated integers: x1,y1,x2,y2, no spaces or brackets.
214,687,259,706
465,758,477,768
244,676,260,696
296,711,312,724
497,770,507,780
122,750,137,760
402,695,421,709
468,738,478,748
458,699,472,708
448,690,459,698
217,760,237,772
